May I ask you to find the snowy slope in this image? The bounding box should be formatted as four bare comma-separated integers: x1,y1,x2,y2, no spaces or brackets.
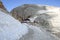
34,6,60,38
0,8,60,40
20,23,59,40
0,11,28,40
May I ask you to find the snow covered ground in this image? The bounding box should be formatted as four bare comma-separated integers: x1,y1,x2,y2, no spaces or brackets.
20,23,59,40
0,10,28,40
0,9,60,40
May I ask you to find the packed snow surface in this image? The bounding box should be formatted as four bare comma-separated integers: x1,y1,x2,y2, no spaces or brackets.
20,23,59,40
0,11,28,40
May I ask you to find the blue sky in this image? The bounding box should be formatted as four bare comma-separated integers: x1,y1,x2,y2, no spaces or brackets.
1,0,60,12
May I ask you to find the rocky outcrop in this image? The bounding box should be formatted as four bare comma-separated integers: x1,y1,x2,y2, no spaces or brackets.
0,1,8,13
10,4,46,22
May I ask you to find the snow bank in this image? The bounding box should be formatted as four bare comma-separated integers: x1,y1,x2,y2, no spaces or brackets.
0,11,28,40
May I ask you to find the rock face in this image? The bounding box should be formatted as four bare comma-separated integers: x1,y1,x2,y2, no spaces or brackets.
11,4,60,38
11,4,46,21
0,1,7,11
